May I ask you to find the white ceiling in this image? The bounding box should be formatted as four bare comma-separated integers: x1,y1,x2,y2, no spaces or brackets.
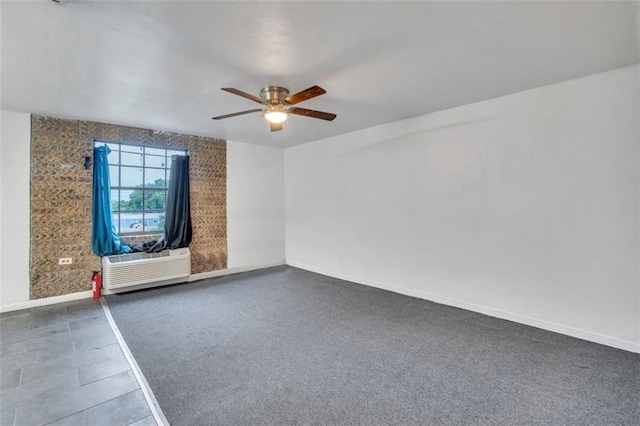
1,1,638,148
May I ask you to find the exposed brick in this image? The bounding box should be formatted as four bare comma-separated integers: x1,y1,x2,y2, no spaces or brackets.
30,115,227,299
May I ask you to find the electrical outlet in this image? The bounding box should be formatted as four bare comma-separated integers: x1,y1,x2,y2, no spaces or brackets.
58,258,72,265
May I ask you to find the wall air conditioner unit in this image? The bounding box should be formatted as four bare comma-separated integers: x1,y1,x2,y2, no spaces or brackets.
102,248,191,291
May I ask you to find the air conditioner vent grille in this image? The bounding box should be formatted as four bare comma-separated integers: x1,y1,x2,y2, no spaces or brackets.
102,248,190,290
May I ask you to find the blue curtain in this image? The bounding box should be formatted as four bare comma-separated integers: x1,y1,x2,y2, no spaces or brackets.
92,145,130,257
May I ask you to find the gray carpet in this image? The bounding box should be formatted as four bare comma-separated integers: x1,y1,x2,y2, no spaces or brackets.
106,266,639,425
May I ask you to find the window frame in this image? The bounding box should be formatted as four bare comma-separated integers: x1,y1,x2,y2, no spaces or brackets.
94,139,188,237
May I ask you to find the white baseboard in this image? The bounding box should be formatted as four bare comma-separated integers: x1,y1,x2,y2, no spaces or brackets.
286,260,640,354
0,291,94,313
189,260,286,282
1,261,287,312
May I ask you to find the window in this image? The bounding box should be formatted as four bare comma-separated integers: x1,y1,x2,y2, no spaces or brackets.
96,141,187,235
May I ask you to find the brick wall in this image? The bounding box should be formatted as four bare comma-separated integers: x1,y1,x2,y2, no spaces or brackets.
30,116,227,299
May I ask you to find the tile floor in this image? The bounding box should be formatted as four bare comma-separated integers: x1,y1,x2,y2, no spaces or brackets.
0,299,158,426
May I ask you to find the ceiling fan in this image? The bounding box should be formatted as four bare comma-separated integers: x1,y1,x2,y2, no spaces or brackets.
212,85,336,132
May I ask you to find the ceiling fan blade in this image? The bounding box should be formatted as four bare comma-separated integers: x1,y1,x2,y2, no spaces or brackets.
289,107,336,121
221,88,264,104
212,109,262,120
285,86,326,105
270,122,283,132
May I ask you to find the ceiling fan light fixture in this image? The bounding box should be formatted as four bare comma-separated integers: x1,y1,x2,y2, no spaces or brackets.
263,106,288,124
214,86,336,131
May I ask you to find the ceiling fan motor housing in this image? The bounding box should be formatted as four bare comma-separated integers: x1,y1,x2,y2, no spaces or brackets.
260,86,290,104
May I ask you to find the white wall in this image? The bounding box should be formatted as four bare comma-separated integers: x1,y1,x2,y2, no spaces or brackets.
227,141,285,268
0,110,31,306
286,65,640,352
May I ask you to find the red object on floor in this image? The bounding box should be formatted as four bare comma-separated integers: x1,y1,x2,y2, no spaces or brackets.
92,271,102,299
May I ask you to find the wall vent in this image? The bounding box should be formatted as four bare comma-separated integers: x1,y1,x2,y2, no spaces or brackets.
102,248,190,290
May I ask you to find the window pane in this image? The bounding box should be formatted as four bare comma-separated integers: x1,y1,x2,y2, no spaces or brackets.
145,154,166,168
120,189,143,211
106,148,119,165
119,212,144,234
144,190,166,211
145,168,166,188
121,167,143,188
145,147,165,156
109,165,119,186
121,152,143,167
111,190,119,212
120,144,143,154
112,212,120,234
103,142,119,151
144,212,163,232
